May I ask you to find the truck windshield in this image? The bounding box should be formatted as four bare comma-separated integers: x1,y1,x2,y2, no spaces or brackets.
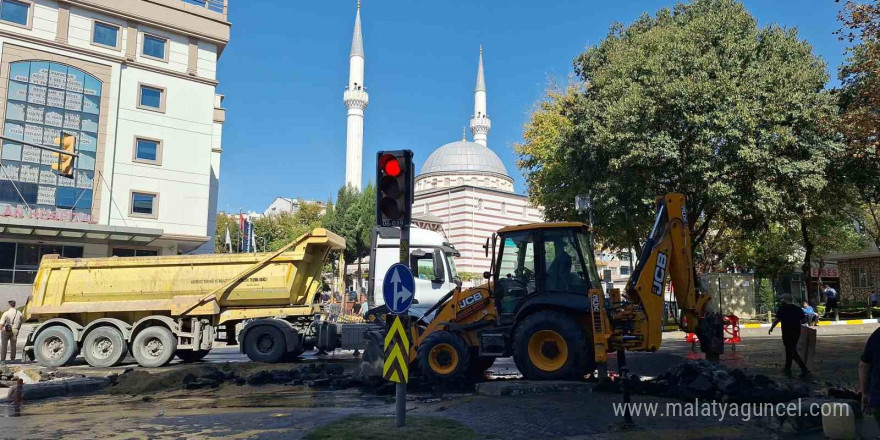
576,231,603,289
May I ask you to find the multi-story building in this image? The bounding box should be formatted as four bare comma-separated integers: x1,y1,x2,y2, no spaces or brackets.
0,0,230,304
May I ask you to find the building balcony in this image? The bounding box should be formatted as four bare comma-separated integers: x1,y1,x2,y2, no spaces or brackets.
181,0,227,16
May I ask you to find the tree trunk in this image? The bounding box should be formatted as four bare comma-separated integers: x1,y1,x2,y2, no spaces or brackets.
800,219,816,304
356,238,363,307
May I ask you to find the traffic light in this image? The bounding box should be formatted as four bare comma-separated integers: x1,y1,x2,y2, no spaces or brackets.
51,133,76,177
376,150,413,228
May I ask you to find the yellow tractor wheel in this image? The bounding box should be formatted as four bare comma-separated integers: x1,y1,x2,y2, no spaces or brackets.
417,331,470,383
513,311,588,380
527,330,569,372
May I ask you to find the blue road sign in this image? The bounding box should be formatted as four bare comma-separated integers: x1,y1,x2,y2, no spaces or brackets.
382,263,415,315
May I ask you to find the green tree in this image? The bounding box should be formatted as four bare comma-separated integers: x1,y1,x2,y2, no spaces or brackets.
837,1,880,252
517,0,840,270
252,200,327,251
324,184,376,290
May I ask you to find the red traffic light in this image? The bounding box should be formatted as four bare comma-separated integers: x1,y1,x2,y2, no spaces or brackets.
379,153,401,177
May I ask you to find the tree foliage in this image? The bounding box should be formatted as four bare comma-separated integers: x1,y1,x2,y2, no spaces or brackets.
837,0,880,251
323,184,375,264
517,0,840,270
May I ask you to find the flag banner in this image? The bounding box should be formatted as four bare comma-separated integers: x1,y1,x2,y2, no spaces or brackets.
224,225,232,253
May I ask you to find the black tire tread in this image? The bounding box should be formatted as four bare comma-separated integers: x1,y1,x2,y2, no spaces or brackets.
416,331,470,383
513,310,588,380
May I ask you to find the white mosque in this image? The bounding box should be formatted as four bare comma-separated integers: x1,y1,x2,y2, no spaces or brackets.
342,3,544,278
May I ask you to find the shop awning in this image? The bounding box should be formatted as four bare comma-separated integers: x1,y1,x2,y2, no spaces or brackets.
0,217,164,244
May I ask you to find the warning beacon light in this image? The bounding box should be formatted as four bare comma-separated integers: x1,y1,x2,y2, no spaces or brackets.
376,150,413,228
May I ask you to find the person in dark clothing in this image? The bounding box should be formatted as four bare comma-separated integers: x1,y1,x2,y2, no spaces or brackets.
860,327,880,424
823,284,839,318
769,294,810,377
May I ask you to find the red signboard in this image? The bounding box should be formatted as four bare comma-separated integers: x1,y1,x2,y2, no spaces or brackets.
810,268,839,278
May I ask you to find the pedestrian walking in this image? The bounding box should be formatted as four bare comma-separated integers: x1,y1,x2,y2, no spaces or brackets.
0,301,22,362
769,294,810,377
802,301,819,326
860,326,880,426
823,284,839,318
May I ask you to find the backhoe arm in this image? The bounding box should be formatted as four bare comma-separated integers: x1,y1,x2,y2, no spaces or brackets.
615,194,712,352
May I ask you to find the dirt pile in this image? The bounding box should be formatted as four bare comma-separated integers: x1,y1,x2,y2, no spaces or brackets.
600,360,809,403
109,362,354,395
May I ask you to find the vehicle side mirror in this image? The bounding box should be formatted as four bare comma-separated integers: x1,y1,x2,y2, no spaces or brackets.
432,249,445,283
483,271,491,280
484,237,490,258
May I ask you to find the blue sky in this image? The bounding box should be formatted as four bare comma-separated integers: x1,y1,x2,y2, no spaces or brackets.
216,0,849,214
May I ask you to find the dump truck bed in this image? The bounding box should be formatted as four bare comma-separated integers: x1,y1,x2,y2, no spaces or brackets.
25,228,345,322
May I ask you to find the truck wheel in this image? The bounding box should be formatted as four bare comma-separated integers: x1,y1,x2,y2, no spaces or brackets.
176,349,210,363
243,325,286,363
513,311,586,380
34,326,78,367
82,327,127,368
417,331,470,383
132,326,177,368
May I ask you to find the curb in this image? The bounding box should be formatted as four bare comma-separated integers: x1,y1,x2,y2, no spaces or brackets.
2,377,110,402
742,319,879,329
475,380,593,397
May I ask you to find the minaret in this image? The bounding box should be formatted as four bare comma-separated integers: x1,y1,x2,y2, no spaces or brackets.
344,1,368,190
470,45,491,147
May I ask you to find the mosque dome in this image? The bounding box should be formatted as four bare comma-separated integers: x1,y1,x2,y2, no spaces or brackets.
415,140,514,193
420,140,508,177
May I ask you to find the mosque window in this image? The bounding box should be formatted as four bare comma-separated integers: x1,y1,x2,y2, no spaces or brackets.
0,61,101,220
457,177,464,186
444,177,450,187
501,202,507,214
477,199,483,210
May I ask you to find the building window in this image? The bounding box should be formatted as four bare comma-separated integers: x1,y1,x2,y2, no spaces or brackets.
501,202,507,214
0,241,83,284
112,248,158,257
620,266,631,276
476,199,483,210
133,137,161,165
0,0,28,27
137,84,165,112
142,33,168,61
0,61,102,220
130,191,157,218
92,21,120,49
852,267,875,288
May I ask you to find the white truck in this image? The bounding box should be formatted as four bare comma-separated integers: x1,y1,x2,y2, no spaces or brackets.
368,225,461,312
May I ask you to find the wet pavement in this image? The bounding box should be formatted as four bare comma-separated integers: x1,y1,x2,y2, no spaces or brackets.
0,325,872,439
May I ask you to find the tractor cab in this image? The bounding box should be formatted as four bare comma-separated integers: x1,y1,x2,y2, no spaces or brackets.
488,223,603,324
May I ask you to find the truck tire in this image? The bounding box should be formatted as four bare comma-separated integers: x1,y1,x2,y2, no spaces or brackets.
176,349,210,363
243,325,286,363
417,331,470,383
34,326,78,367
82,327,127,368
513,311,586,380
132,326,177,368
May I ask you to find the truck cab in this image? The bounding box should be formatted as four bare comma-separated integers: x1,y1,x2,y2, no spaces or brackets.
370,226,460,310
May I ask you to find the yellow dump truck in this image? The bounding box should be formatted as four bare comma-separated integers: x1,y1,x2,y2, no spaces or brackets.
23,229,345,368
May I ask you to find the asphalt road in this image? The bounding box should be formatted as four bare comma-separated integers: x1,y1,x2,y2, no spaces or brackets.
2,325,872,439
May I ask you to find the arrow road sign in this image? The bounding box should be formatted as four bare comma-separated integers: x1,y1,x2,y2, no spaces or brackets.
382,263,415,315
383,316,409,383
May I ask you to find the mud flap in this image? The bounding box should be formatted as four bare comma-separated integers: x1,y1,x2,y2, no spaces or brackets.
697,313,725,362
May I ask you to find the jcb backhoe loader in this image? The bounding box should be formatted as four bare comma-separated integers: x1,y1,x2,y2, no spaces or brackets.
363,193,723,382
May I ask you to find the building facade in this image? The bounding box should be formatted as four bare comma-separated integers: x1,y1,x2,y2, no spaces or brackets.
0,0,230,304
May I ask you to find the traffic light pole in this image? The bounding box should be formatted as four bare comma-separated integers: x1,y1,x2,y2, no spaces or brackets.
396,223,409,428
